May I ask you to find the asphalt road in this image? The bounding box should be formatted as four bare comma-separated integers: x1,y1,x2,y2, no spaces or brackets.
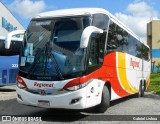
0,85,160,123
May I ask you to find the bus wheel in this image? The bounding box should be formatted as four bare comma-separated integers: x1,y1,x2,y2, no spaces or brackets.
94,86,110,113
138,82,145,97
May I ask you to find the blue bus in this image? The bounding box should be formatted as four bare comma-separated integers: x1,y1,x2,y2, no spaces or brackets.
0,36,22,86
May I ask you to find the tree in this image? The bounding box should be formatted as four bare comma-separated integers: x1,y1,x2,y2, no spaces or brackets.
156,62,160,72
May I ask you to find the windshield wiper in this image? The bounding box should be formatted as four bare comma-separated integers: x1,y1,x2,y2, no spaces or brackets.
46,42,64,80
27,42,64,80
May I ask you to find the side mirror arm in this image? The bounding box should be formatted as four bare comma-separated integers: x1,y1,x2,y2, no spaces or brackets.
5,30,25,49
80,26,103,48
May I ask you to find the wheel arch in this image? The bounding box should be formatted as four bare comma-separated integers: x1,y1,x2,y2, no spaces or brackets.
104,82,111,99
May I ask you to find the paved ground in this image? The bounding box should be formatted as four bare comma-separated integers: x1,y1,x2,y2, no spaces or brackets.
0,85,16,101
0,85,160,123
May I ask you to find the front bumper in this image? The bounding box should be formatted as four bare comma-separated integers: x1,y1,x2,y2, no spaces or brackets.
17,79,104,109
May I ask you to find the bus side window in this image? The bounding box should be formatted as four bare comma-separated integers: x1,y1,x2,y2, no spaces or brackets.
127,35,137,56
87,32,106,68
107,21,128,53
92,14,108,57
142,44,150,61
106,21,116,52
92,14,109,29
88,33,99,66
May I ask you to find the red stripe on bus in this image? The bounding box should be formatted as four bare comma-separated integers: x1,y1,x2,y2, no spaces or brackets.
64,52,129,97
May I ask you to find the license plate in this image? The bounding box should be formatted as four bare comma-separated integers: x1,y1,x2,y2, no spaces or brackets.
38,100,50,107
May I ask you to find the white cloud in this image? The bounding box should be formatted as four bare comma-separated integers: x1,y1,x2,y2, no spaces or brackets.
126,1,158,17
8,0,46,19
115,1,159,41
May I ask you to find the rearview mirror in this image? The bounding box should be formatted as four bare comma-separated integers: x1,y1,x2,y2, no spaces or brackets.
5,30,25,49
80,26,103,48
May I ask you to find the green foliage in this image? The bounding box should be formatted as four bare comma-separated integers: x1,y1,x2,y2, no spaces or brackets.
147,73,160,95
156,62,160,72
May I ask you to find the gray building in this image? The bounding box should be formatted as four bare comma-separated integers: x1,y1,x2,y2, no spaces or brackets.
0,2,24,37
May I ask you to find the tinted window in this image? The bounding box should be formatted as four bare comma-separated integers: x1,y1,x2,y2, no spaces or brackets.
127,35,137,56
107,21,128,52
0,39,5,55
136,39,143,58
136,41,150,61
143,46,150,61
53,17,90,52
0,39,22,56
92,14,109,29
19,17,90,77
106,21,150,61
8,40,22,55
88,34,99,66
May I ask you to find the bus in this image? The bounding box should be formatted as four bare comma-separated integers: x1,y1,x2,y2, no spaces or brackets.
0,36,22,86
5,8,151,113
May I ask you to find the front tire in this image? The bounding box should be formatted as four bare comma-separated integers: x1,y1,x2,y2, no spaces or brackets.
94,86,110,113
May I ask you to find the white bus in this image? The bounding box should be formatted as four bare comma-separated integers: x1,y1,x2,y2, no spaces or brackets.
0,36,22,86
5,8,150,113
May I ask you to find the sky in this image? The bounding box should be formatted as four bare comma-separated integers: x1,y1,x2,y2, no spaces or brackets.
1,0,160,41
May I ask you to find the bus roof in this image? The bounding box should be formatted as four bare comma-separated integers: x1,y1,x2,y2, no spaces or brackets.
35,8,149,48
35,8,109,18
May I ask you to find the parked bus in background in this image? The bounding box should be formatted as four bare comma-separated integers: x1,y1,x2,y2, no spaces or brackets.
5,8,151,113
0,36,22,86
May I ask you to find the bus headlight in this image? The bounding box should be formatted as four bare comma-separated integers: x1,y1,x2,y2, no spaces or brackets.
16,76,27,89
65,82,89,91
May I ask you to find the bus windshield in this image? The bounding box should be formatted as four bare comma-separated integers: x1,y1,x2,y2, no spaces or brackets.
19,16,90,80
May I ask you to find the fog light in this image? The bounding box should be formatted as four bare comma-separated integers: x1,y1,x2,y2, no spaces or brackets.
17,94,23,101
70,97,82,104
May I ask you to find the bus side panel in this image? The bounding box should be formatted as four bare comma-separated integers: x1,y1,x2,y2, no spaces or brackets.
103,52,130,100
125,53,143,92
79,51,149,101
78,52,130,100
143,60,151,89
0,56,18,86
116,52,139,95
